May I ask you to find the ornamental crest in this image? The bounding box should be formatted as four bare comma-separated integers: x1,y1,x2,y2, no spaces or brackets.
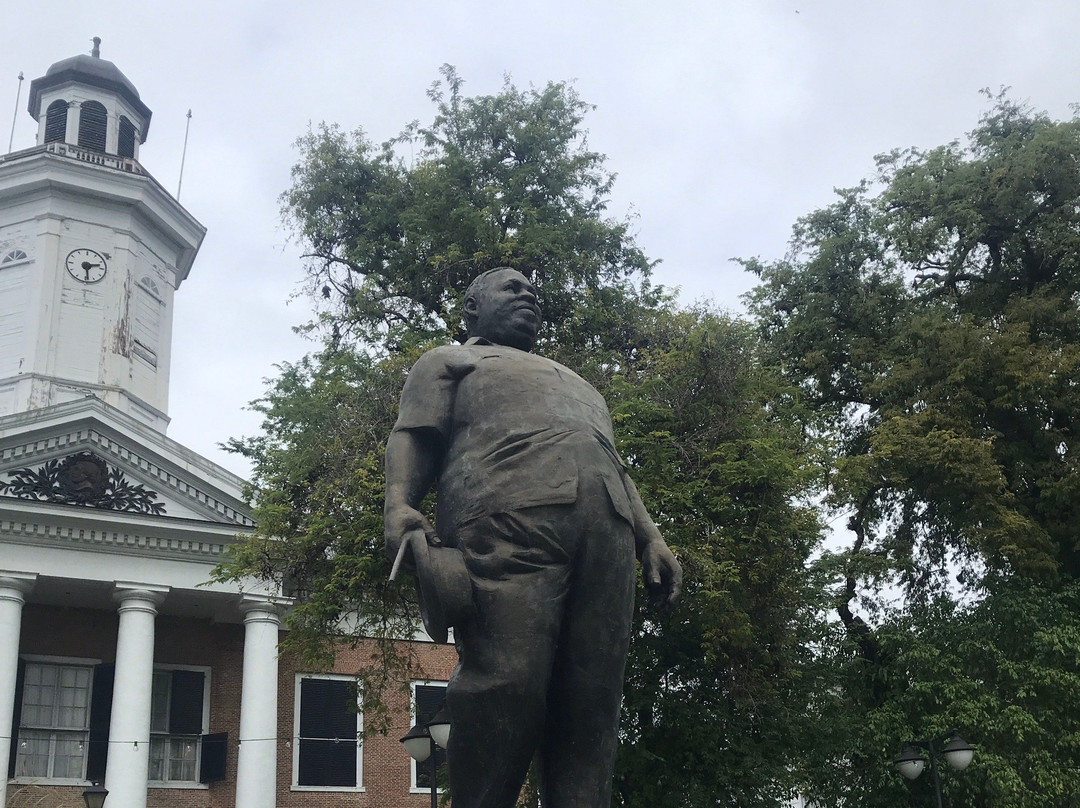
0,451,166,515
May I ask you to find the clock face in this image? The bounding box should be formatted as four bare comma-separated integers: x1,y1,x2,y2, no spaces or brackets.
66,248,108,284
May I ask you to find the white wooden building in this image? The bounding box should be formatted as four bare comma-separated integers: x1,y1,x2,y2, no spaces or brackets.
0,41,453,808
0,39,284,808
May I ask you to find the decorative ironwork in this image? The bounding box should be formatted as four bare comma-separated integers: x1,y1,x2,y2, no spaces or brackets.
0,451,166,515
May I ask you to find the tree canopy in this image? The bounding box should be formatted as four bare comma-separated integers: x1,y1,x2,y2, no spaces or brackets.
747,94,1080,805
282,64,658,353
216,67,823,806
748,94,1080,591
219,73,1080,805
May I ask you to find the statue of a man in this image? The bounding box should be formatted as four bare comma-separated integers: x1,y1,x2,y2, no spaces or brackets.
385,267,682,807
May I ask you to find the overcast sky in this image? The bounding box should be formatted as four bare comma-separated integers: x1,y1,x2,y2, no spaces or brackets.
4,1,1079,479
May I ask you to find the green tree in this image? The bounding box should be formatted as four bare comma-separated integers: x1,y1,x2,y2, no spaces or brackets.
606,308,824,806
283,64,657,352
216,67,824,805
800,579,1080,807
748,94,1080,590
746,94,1080,805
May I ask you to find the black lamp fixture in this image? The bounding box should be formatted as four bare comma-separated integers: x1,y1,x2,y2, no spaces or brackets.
82,783,109,808
401,704,452,808
894,733,974,808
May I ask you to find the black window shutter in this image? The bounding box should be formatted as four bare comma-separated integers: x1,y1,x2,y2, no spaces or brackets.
298,679,355,739
298,739,357,787
7,658,25,778
414,684,447,789
85,663,115,782
168,670,205,735
199,732,228,783
297,678,358,787
415,684,446,724
412,682,447,790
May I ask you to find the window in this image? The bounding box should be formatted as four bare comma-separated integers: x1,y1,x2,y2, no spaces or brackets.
148,668,209,784
44,100,68,143
131,278,162,367
77,101,107,152
8,661,223,786
293,674,362,790
1,249,28,265
412,682,447,792
13,662,93,781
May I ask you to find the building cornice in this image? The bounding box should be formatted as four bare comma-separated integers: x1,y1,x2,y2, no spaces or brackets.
0,144,205,282
0,497,245,562
0,398,253,526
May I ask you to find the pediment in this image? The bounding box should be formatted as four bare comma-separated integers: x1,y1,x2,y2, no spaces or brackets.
0,399,253,526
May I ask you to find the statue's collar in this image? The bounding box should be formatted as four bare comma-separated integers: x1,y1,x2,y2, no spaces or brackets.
462,336,534,353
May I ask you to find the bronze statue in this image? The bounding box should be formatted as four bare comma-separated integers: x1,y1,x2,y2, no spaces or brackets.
385,267,682,808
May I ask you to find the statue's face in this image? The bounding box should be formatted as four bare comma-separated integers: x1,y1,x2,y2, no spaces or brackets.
468,269,541,351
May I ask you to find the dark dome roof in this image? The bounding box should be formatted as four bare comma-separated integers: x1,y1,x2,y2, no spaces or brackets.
44,54,141,99
28,50,152,131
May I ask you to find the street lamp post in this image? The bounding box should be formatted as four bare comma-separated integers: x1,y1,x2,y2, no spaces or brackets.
82,783,108,808
402,705,451,808
894,734,975,808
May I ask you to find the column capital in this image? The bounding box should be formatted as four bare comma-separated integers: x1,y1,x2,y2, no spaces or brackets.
238,594,290,624
113,582,169,613
0,572,37,603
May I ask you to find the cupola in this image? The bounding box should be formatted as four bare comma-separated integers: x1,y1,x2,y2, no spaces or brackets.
27,37,152,160
0,37,203,430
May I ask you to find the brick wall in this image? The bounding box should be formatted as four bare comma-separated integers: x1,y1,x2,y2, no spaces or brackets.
277,641,456,808
9,604,457,808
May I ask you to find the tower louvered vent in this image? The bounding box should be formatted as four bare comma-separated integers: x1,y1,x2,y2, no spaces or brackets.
118,116,136,158
78,100,107,152
44,100,68,143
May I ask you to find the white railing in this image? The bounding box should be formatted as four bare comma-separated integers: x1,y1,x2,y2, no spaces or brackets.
0,142,145,175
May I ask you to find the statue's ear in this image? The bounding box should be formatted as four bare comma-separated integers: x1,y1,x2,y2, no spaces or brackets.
463,294,479,318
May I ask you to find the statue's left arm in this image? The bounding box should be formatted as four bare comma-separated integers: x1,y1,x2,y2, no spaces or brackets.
623,475,682,610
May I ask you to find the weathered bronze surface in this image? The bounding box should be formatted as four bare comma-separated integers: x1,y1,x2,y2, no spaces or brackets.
385,268,681,808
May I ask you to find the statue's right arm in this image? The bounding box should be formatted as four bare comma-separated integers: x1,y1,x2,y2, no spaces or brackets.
384,427,442,562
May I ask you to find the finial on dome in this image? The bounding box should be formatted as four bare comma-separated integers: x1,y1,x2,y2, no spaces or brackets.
91,37,101,58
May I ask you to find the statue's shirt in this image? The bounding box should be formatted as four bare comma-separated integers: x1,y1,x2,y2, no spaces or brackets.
393,338,633,536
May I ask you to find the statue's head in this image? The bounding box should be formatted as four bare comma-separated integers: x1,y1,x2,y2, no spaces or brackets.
464,267,541,351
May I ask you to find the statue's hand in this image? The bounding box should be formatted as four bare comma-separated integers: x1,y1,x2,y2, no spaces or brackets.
385,505,440,564
641,539,682,611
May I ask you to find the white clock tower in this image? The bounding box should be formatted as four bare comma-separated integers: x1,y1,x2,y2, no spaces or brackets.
0,37,205,432
0,41,283,808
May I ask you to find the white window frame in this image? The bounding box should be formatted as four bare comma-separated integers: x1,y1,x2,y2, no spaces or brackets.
291,673,364,792
12,655,100,786
147,664,211,789
410,680,448,794
0,248,30,268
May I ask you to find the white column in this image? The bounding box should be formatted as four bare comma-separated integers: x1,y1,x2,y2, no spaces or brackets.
104,584,168,808
235,597,283,808
0,573,36,808
65,101,80,145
